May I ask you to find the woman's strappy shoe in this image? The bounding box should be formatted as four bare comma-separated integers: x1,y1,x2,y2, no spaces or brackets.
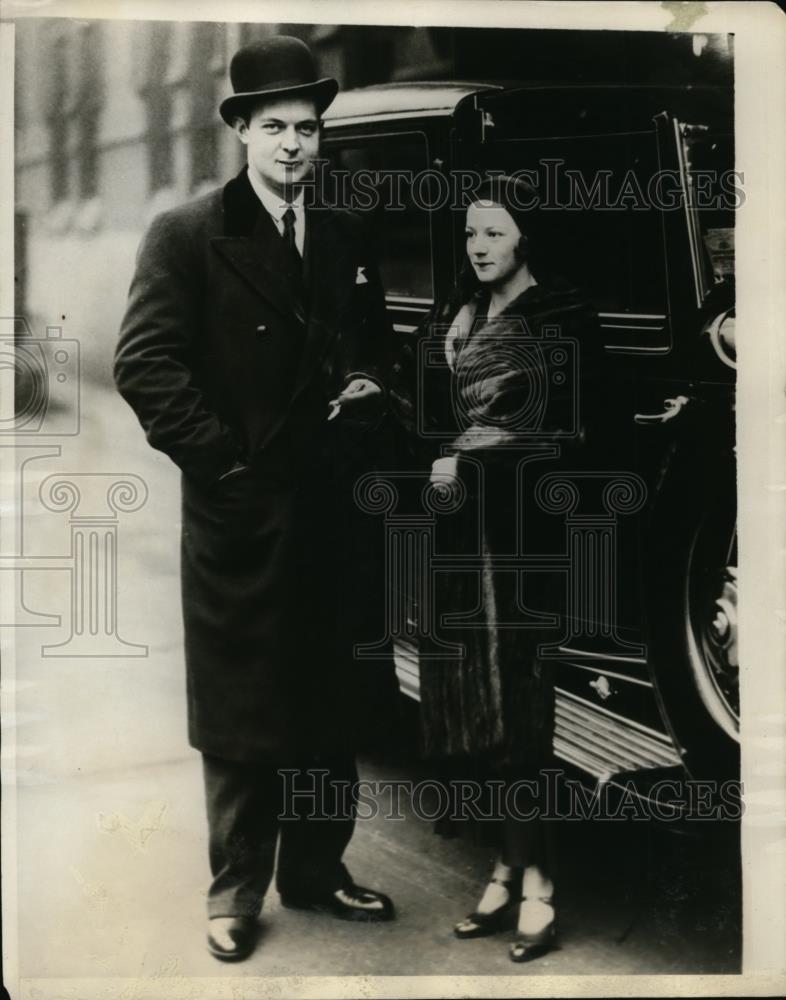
454,872,522,939
509,895,556,963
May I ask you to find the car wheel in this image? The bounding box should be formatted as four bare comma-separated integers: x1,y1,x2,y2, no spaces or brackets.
646,453,739,782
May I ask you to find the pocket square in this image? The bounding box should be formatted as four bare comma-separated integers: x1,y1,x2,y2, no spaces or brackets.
355,266,368,285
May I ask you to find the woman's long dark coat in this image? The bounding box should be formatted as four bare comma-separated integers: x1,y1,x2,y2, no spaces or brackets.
418,281,600,771
114,168,388,762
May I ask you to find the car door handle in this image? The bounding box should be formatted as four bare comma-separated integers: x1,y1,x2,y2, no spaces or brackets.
633,395,691,426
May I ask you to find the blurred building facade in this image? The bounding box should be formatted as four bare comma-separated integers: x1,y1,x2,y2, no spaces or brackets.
13,20,450,381
13,18,732,382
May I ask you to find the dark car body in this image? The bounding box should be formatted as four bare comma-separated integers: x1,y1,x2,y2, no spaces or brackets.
321,82,738,800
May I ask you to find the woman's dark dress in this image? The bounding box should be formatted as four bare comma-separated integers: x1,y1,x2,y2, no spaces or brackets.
417,279,599,807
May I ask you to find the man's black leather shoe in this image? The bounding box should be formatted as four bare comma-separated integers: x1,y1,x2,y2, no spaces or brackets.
280,883,395,922
207,916,259,961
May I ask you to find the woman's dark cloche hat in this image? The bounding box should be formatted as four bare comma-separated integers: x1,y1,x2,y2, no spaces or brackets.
219,36,339,125
470,174,541,238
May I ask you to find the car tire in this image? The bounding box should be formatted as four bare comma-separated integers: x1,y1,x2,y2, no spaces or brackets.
645,442,739,783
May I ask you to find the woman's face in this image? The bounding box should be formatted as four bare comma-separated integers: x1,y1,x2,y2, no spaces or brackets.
465,201,524,286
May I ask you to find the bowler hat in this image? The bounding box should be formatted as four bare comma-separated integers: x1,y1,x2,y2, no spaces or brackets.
219,36,339,125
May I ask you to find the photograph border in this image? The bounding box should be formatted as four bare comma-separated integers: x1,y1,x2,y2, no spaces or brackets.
2,1,784,997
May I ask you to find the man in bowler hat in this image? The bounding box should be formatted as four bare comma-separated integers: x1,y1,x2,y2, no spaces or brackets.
115,36,394,961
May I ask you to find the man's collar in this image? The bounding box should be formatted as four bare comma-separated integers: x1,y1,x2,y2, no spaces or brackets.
247,170,305,221
222,166,332,240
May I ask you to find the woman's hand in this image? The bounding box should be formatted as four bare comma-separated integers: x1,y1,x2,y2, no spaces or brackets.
430,455,461,495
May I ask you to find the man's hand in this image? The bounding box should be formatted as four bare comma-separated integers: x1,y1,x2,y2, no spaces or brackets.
328,378,383,421
430,455,461,494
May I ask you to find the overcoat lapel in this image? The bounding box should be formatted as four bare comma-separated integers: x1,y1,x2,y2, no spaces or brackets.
210,168,307,327
209,168,355,400
211,236,308,326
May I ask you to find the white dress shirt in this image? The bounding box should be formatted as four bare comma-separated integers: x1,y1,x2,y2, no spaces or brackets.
247,171,306,256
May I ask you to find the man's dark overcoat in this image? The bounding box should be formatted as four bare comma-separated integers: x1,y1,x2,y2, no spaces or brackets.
115,167,388,763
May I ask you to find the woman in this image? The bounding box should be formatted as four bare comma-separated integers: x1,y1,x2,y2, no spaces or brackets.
418,175,599,962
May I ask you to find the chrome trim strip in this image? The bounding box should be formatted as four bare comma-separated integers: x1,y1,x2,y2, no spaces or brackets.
673,118,706,308
556,702,679,769
600,312,667,321
387,295,435,307
554,721,648,772
556,697,656,737
604,346,672,355
601,324,666,332
326,109,454,127
561,661,652,688
554,728,653,775
393,324,419,334
555,687,676,746
556,740,678,776
556,700,672,760
555,713,680,770
557,646,647,666
389,642,681,773
551,740,613,782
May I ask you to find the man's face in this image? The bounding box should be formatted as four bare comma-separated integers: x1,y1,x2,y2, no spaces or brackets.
234,96,320,198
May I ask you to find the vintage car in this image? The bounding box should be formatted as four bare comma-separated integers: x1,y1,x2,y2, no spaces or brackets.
321,82,737,798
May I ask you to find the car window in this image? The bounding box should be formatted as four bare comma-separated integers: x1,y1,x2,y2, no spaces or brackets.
676,125,735,303
322,132,434,301
474,132,669,317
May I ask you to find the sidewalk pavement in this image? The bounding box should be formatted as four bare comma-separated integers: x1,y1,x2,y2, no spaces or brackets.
13,750,741,980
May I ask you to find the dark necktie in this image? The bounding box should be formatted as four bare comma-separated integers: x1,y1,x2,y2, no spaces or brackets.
282,206,301,276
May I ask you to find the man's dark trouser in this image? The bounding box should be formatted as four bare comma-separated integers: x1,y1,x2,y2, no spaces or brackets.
202,752,358,919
